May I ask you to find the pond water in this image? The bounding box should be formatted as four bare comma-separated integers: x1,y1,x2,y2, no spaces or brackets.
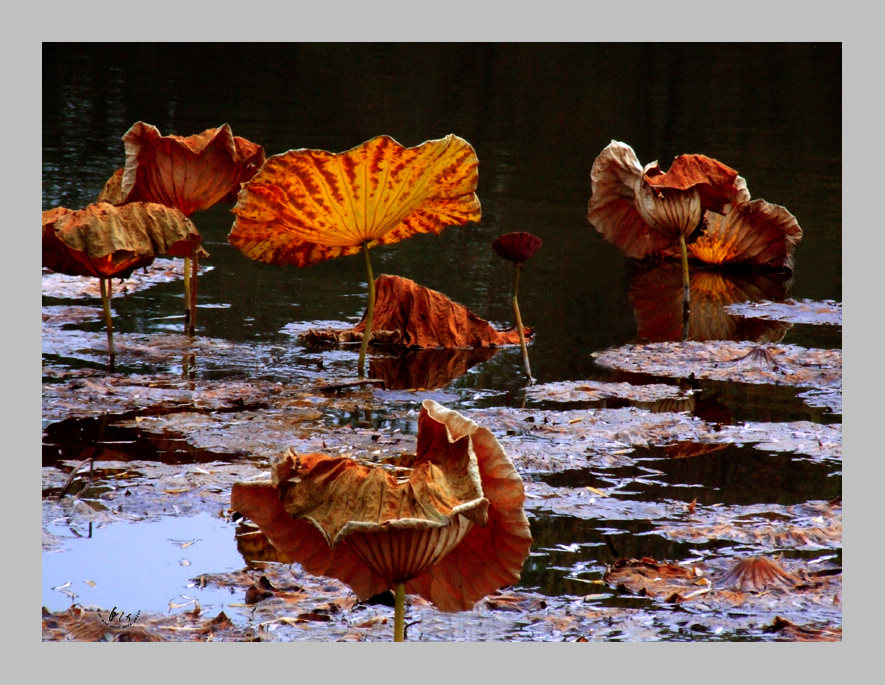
42,43,841,641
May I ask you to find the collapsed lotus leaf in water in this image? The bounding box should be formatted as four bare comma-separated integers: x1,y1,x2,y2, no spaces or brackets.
97,122,266,216
303,274,528,349
42,202,204,279
228,134,481,267
231,399,532,612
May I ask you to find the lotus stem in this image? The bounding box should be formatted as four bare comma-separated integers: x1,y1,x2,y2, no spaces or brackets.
358,242,376,378
511,265,534,383
394,582,405,642
678,233,691,340
99,276,115,371
183,255,198,336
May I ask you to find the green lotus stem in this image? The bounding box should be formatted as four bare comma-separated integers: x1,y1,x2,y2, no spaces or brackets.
358,242,376,378
394,582,405,642
511,265,533,383
678,233,691,340
100,276,115,371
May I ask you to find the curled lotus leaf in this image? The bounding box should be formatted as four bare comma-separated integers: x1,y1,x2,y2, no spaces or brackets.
42,202,203,279
589,140,795,265
228,134,481,267
231,399,532,612
643,153,750,214
587,140,673,259
689,199,803,270
303,274,528,349
115,122,266,216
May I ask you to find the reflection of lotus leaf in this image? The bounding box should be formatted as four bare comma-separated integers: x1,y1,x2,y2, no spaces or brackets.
231,399,532,612
229,134,480,266
369,347,499,390
628,262,793,342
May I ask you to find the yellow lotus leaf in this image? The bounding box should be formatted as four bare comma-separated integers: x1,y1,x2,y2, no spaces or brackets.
118,122,266,216
689,200,803,269
42,202,203,279
228,134,481,267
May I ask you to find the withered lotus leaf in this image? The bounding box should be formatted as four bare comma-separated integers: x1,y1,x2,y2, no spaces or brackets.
303,274,528,349
643,153,750,214
230,399,532,612
114,121,266,216
492,232,543,265
588,140,755,258
228,134,481,267
42,202,203,279
716,556,800,592
587,140,674,259
688,200,803,270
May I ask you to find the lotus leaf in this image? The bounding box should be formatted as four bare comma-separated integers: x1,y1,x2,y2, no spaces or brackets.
231,399,532,639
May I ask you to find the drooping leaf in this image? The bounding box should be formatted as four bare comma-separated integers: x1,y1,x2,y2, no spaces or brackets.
42,202,203,279
229,134,481,267
231,399,532,612
114,122,265,216
643,153,750,213
689,200,803,269
587,140,673,259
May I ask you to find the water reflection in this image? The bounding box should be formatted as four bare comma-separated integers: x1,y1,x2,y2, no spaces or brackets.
628,262,793,342
369,347,499,390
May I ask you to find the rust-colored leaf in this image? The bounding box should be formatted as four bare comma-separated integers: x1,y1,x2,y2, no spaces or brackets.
689,200,803,270
42,202,203,279
643,153,749,214
303,274,528,349
231,399,532,612
603,557,704,600
228,134,481,267
715,556,800,592
117,122,265,216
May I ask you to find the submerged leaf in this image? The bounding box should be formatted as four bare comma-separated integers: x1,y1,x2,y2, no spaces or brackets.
229,134,481,267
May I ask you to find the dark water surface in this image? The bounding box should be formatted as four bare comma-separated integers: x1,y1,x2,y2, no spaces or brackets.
42,43,842,638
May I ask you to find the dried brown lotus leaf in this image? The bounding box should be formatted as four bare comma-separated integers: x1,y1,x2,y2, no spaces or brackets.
42,202,203,278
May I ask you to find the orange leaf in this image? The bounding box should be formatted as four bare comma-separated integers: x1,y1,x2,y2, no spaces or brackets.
229,134,481,267
689,200,803,269
42,202,203,279
118,122,265,216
